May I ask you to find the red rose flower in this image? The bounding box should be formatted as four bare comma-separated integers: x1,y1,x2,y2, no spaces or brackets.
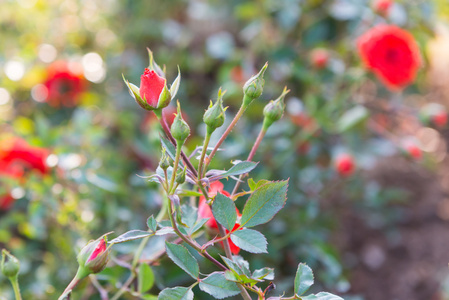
310,48,329,69
335,153,355,177
140,68,167,108
357,25,421,91
0,137,50,174
372,0,393,16
0,161,24,210
198,181,242,254
44,61,85,107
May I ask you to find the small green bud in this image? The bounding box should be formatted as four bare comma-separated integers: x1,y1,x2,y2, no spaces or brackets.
159,149,170,170
1,249,20,278
77,236,110,278
243,62,268,107
175,166,187,184
171,102,190,143
262,87,289,130
204,88,227,134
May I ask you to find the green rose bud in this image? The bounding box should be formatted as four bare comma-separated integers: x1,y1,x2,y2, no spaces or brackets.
159,148,170,170
171,102,190,143
175,166,187,184
1,249,20,278
243,62,268,107
262,87,289,130
204,88,227,134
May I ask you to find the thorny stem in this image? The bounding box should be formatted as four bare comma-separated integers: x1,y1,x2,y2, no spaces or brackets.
198,131,212,178
232,127,267,195
206,104,246,168
159,112,198,178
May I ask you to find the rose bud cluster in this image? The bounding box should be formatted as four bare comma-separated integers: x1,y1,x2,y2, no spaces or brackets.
123,49,180,112
1,249,20,279
198,181,241,254
419,103,447,128
76,236,110,278
204,89,226,135
242,63,268,108
262,87,289,130
334,153,355,177
310,48,330,69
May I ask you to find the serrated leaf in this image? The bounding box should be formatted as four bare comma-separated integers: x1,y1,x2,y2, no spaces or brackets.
199,272,240,299
158,287,193,300
108,230,153,245
240,180,288,228
230,229,267,254
138,264,155,293
252,268,274,280
212,193,237,231
294,263,314,296
165,242,199,279
301,292,344,300
147,216,158,232
337,105,368,133
220,256,245,275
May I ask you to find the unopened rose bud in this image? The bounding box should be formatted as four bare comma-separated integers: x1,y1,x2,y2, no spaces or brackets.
77,236,110,277
1,249,20,278
171,102,190,143
242,63,268,107
334,153,355,177
159,149,170,170
176,166,187,184
262,88,289,130
310,48,329,69
204,89,226,134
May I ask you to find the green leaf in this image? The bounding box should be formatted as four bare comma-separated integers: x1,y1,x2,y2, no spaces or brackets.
224,270,261,286
294,263,314,296
247,179,269,191
177,190,203,197
301,292,344,300
212,193,237,231
216,161,258,179
165,242,199,279
138,264,155,293
199,272,240,299
142,295,158,300
170,66,181,100
158,287,193,300
240,180,289,228
252,268,274,280
108,230,153,245
336,105,369,133
147,216,158,232
181,204,198,229
230,229,267,254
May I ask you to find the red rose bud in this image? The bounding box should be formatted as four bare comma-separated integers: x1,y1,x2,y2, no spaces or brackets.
1,249,20,278
243,62,268,107
372,0,393,16
310,48,329,69
420,103,447,128
401,139,422,160
262,87,289,130
77,236,110,277
204,89,226,134
335,153,355,177
170,102,190,143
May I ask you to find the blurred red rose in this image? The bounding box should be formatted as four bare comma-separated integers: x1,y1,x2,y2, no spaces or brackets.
402,140,422,160
372,0,393,16
310,48,329,69
140,68,166,108
335,153,355,177
198,181,241,254
0,161,24,210
44,61,85,107
357,25,421,91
